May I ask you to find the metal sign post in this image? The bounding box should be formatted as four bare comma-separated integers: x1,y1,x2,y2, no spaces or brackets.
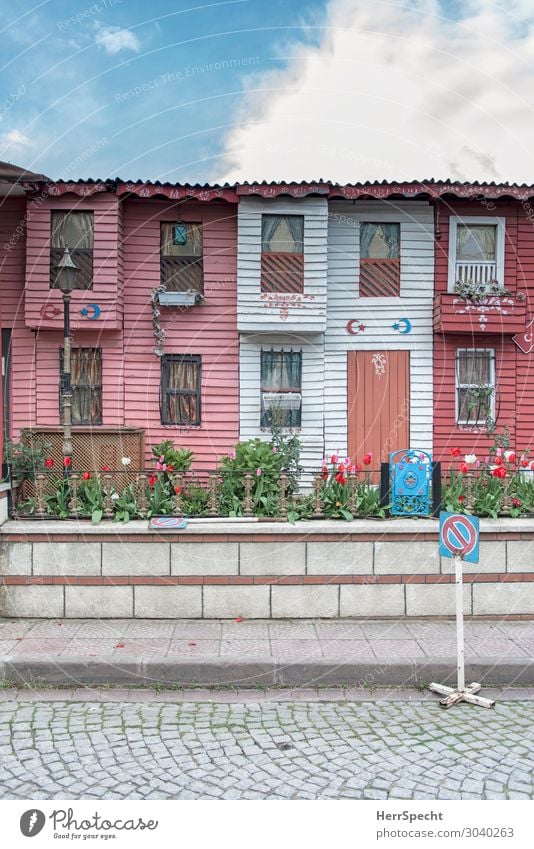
429,512,495,709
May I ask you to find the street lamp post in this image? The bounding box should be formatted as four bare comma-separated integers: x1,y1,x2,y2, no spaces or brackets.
55,248,79,476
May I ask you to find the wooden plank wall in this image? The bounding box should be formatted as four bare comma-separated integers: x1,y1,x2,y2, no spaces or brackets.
122,198,239,468
433,200,525,459
237,196,328,332
325,200,435,462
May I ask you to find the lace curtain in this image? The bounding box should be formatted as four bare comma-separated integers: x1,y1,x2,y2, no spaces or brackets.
360,223,400,259
51,212,93,250
261,215,304,253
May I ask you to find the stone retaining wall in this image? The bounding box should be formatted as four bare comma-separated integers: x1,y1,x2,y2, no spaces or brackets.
1,519,534,618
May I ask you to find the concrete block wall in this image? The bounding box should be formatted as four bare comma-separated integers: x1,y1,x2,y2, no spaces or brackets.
1,521,534,618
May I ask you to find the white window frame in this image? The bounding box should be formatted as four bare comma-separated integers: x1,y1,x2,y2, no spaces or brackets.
447,216,505,294
260,348,302,430
455,348,496,426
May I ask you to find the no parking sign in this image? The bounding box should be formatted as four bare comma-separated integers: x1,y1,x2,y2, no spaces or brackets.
439,512,479,563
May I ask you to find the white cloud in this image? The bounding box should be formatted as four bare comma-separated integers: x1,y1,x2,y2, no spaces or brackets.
215,0,534,183
95,22,140,56
0,129,31,151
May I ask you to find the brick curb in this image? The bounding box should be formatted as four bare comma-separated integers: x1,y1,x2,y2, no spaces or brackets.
2,654,534,687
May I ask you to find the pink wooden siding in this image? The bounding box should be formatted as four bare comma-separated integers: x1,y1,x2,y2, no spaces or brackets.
4,191,239,469
122,199,239,468
25,193,122,332
0,197,37,434
433,200,534,460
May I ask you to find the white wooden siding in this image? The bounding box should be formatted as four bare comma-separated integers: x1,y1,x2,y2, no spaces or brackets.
237,196,328,332
325,200,435,460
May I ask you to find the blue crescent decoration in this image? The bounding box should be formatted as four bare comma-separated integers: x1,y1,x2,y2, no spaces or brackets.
392,318,412,334
80,303,101,320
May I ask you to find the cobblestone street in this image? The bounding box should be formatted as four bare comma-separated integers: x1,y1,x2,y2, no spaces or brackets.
1,694,534,800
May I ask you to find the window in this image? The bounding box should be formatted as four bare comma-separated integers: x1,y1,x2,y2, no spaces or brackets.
359,222,400,297
60,348,102,425
261,215,304,294
260,350,302,428
50,211,94,289
448,217,505,293
160,354,201,425
456,349,496,426
160,222,203,294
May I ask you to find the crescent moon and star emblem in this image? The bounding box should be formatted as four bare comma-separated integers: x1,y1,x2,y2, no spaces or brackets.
39,304,62,320
392,318,412,335
80,303,101,320
346,319,366,335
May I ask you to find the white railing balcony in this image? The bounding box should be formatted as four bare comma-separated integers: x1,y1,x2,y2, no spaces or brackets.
456,261,498,288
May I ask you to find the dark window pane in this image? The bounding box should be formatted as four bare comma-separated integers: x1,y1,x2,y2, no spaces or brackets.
161,355,201,425
60,348,102,425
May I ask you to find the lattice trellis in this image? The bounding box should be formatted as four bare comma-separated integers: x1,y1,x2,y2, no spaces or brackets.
21,428,144,472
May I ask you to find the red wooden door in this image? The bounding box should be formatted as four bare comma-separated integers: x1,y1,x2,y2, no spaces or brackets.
347,350,410,467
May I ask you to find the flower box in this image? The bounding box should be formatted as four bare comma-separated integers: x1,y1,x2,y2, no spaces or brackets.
158,291,202,307
434,293,526,334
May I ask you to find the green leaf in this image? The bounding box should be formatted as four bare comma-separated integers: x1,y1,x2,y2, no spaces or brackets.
91,508,103,524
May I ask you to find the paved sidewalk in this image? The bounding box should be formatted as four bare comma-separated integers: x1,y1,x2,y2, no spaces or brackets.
1,618,534,687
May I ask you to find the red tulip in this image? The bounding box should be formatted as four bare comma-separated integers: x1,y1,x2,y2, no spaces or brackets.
450,447,461,457
63,457,72,467
166,464,174,472
334,472,346,485
148,475,157,487
459,462,468,474
82,471,91,481
330,454,338,464
174,485,182,495
363,453,372,466
102,465,111,472
512,498,522,508
44,457,54,469
337,463,346,472
494,455,502,465
458,495,465,503
492,467,506,479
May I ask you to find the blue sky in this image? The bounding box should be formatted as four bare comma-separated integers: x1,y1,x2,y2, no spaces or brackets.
1,0,534,184
0,0,327,182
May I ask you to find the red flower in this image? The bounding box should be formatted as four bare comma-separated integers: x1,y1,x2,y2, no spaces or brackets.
459,462,468,474
330,454,338,464
512,498,522,508
44,457,54,469
521,459,529,468
174,485,183,495
102,465,111,472
63,457,72,467
492,467,506,479
148,475,157,488
494,455,502,465
450,447,461,457
334,472,346,485
458,495,465,503
167,464,174,472
363,453,372,466
508,453,516,464
355,463,362,472
337,463,346,472
82,471,91,481
321,465,328,481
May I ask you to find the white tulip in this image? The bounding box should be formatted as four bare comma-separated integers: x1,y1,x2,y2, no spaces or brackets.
121,457,131,466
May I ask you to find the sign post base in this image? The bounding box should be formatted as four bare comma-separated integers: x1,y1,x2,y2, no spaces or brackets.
429,681,495,709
